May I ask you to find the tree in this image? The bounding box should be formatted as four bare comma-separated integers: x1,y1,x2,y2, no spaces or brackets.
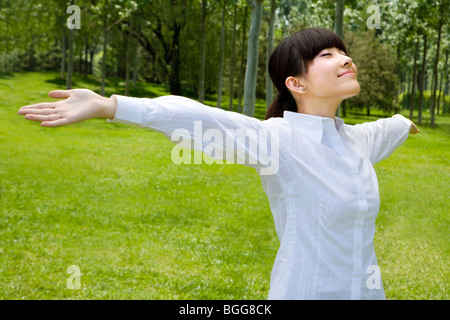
383,0,449,127
198,0,209,103
67,26,74,89
429,1,447,128
217,0,227,108
346,31,399,115
65,0,77,89
243,0,263,117
417,34,427,125
334,0,344,38
265,0,276,110
127,0,188,95
408,39,419,120
100,0,109,95
441,49,449,114
0,0,59,72
228,0,238,110
237,3,249,113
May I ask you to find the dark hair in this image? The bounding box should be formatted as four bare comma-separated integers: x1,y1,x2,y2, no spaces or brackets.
265,28,347,120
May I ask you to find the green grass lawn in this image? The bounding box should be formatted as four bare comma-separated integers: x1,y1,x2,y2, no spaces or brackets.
0,72,448,300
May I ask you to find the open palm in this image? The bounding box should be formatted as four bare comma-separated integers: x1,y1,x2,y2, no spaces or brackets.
18,89,112,127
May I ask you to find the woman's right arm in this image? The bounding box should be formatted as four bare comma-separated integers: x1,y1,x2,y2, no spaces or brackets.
18,89,282,175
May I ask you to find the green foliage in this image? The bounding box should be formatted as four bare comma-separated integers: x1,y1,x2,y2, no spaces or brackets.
1,0,448,116
398,90,450,114
346,31,400,113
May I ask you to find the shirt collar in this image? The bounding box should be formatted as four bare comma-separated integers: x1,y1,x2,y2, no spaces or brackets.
283,111,344,142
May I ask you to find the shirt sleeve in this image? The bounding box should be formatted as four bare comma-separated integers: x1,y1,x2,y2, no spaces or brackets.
352,114,412,165
107,95,281,175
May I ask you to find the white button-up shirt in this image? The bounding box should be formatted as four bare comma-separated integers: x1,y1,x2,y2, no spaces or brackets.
108,95,412,300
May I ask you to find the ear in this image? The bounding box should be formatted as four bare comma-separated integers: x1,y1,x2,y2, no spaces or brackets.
285,76,306,94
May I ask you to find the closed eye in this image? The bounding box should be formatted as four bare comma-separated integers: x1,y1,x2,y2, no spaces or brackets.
320,53,331,57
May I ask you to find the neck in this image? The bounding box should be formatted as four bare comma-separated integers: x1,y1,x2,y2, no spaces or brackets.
296,96,343,119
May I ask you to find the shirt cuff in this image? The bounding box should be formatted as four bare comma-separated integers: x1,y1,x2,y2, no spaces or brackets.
107,95,145,126
392,114,412,131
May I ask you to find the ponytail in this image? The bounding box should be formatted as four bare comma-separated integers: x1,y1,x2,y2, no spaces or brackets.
265,88,297,120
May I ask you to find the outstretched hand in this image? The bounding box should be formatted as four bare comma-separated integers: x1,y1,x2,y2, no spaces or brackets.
409,122,420,135
17,89,116,127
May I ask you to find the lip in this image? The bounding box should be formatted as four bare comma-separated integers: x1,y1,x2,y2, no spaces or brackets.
338,70,356,77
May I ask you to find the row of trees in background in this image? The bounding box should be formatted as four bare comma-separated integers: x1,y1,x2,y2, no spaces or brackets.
0,0,448,126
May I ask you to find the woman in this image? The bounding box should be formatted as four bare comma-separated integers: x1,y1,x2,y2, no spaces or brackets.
18,28,419,299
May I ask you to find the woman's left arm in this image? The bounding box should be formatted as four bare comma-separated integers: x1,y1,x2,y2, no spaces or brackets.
393,114,420,135
352,114,419,165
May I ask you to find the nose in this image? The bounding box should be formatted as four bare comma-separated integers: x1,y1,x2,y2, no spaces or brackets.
343,56,353,68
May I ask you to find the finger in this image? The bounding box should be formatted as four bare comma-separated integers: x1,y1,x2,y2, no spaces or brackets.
18,103,56,113
24,113,62,122
19,108,56,115
48,90,72,99
41,118,70,127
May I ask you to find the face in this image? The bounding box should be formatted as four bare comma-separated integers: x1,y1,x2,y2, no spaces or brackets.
301,47,360,99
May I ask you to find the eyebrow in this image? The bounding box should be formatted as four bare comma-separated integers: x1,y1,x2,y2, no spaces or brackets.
319,48,347,55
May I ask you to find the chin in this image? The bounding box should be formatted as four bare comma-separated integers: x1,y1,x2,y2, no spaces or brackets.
343,82,361,99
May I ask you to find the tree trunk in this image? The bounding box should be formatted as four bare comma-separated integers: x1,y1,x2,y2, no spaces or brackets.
100,0,108,96
228,1,238,111
334,0,344,38
437,72,442,115
442,49,449,114
125,32,131,96
116,32,126,78
60,30,66,80
217,0,226,109
402,72,408,111
429,73,434,112
406,73,412,112
243,0,263,117
132,46,140,89
437,49,447,114
417,34,427,125
66,28,74,89
168,22,182,95
198,0,207,103
89,47,94,75
237,5,249,113
430,5,444,128
265,0,276,111
78,44,83,74
84,35,89,78
409,39,419,120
